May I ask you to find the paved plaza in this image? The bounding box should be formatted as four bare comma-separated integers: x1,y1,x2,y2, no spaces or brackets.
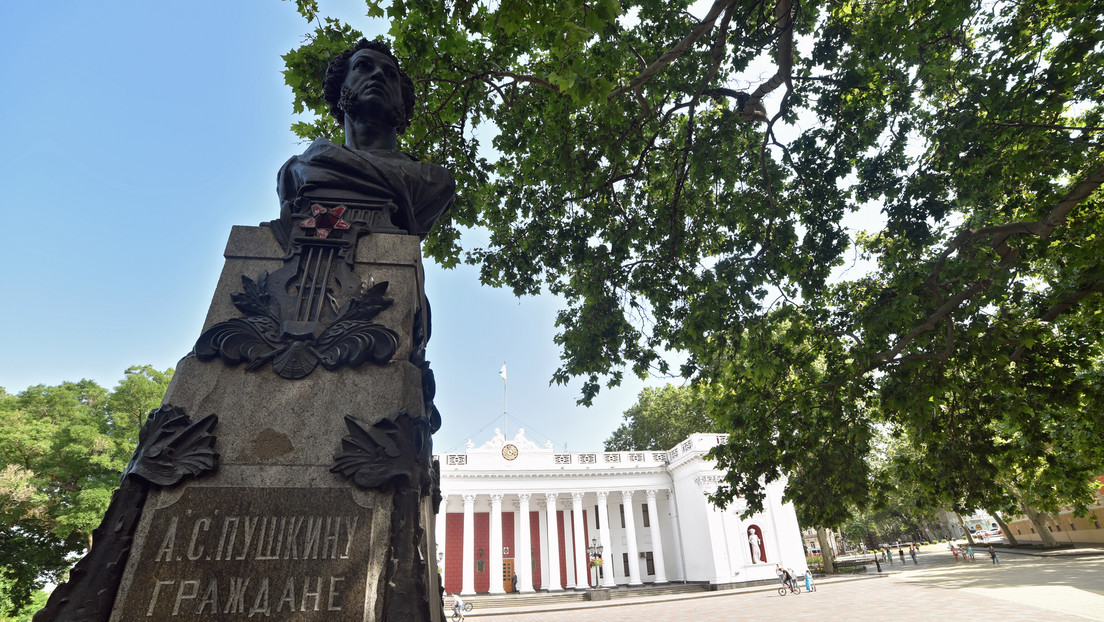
471,544,1104,621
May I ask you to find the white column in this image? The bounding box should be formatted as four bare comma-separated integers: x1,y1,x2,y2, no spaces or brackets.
697,475,731,583
622,490,642,585
571,492,589,589
645,489,668,583
667,490,686,581
544,493,563,591
596,491,616,587
462,494,476,595
537,501,549,590
516,494,534,592
489,493,505,594
436,495,448,578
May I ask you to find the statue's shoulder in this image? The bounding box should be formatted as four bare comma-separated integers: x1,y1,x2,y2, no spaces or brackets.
380,151,455,186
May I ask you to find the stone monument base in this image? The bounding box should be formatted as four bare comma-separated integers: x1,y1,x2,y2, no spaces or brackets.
103,227,443,621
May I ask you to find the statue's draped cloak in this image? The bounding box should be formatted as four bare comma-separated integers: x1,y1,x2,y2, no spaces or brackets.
277,138,455,239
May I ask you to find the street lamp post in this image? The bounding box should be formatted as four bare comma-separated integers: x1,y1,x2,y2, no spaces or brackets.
586,537,604,588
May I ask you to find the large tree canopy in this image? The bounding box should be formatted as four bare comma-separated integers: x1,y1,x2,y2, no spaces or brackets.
0,366,172,617
284,1,1104,524
604,384,718,450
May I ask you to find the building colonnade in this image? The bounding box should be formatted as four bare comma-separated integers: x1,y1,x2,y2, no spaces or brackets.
437,488,674,595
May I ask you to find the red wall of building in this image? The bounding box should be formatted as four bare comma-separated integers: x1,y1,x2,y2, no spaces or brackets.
557,511,568,587
529,511,542,589
501,511,515,590
445,509,588,593
474,512,490,592
444,513,464,594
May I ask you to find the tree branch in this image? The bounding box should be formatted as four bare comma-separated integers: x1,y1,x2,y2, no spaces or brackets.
1009,278,1104,362
608,0,735,100
868,164,1104,366
743,0,793,119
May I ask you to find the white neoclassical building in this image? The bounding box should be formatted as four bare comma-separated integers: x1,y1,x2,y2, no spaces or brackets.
434,431,808,595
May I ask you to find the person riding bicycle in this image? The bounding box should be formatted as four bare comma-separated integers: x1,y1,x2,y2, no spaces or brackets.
775,564,798,592
450,593,465,620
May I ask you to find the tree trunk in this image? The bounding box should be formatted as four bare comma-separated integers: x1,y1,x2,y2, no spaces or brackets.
1022,504,1061,547
957,514,976,545
816,527,837,574
992,512,1019,546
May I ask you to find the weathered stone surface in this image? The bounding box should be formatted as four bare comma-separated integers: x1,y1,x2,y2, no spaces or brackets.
38,38,449,622
162,355,423,467
111,486,391,621
201,227,421,363
103,223,441,621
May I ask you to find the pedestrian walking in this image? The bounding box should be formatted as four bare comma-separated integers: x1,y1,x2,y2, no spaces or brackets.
898,547,905,564
886,547,893,564
988,545,1000,566
967,545,975,561
951,546,960,562
909,547,917,565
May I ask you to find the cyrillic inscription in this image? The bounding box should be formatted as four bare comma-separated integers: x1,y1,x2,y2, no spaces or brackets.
115,487,376,620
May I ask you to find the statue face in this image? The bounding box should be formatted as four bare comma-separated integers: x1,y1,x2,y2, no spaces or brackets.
340,48,405,127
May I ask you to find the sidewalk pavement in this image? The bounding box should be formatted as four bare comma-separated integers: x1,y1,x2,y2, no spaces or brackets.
468,543,1104,621
468,574,881,617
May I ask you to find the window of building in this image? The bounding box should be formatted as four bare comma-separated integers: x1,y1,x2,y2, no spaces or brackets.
641,503,650,528
619,504,626,529
594,505,600,529
622,553,629,576
476,560,485,573
645,551,655,575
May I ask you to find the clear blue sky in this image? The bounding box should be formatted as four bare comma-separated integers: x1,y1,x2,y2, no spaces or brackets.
0,1,670,453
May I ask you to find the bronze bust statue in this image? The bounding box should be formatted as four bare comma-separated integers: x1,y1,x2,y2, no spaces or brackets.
276,39,454,240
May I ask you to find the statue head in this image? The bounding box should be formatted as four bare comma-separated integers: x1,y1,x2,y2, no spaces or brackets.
324,39,415,135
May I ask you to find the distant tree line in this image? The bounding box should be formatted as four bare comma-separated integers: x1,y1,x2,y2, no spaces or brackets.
0,366,172,619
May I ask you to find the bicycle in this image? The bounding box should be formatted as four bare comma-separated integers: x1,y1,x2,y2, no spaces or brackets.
450,602,473,621
776,579,801,596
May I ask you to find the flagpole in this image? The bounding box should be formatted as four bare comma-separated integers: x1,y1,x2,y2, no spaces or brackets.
500,362,508,439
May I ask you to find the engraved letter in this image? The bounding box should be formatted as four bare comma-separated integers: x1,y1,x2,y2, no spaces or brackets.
146,580,174,616
276,577,296,612
258,517,285,560
283,517,303,560
224,577,250,614
215,517,239,561
322,517,340,559
341,516,358,559
198,580,219,614
248,577,271,617
237,516,260,560
327,576,345,611
301,576,322,612
303,517,322,559
155,517,178,562
172,580,200,615
187,518,210,561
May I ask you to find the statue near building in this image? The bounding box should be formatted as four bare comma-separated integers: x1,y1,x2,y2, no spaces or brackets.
37,39,451,622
